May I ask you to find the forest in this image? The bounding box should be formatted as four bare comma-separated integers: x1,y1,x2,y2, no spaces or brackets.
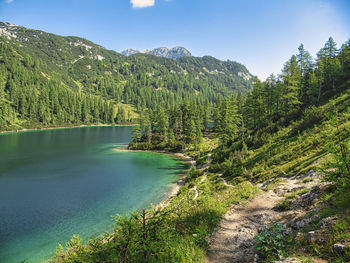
0,22,252,131
131,37,349,154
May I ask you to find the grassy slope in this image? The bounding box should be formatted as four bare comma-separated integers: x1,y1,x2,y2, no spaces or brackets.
213,84,350,184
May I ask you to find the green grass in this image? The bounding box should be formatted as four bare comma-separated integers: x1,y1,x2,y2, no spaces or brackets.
284,188,310,200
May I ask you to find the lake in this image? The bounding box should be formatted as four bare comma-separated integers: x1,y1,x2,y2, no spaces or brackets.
0,126,187,263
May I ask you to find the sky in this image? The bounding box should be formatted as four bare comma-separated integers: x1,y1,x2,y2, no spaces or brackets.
0,0,349,80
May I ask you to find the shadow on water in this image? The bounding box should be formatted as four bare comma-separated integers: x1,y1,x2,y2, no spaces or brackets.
157,162,190,170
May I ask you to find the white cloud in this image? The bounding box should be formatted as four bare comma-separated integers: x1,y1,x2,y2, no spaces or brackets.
130,0,155,8
5,0,14,3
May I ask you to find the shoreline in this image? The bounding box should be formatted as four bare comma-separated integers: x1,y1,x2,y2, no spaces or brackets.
98,147,196,247
113,148,196,165
0,124,136,135
113,147,195,210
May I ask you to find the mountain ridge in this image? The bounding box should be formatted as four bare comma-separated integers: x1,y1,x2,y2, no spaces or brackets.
121,46,192,59
0,21,254,131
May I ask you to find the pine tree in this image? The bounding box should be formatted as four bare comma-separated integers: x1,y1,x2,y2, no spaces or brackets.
297,44,313,104
281,55,302,114
132,124,142,142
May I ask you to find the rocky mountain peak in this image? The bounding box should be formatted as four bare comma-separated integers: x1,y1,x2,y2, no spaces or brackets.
121,46,192,59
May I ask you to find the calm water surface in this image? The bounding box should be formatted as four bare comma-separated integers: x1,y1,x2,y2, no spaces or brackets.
0,126,187,263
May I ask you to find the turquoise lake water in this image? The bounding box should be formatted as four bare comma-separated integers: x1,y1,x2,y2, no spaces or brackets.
0,126,187,263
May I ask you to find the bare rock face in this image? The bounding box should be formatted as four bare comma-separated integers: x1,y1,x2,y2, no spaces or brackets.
121,46,192,59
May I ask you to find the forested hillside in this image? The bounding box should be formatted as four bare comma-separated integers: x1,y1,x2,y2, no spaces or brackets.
0,22,253,131
131,37,349,153
126,37,350,262
211,37,350,183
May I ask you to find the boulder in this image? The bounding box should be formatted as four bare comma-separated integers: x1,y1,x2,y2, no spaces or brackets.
333,243,349,254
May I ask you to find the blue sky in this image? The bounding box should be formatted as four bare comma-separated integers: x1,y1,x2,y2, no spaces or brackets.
0,0,349,79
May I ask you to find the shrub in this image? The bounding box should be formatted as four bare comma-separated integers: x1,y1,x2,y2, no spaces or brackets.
323,138,350,189
296,105,325,131
254,223,286,261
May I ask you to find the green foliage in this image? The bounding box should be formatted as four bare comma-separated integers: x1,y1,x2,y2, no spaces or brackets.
0,37,137,130
254,224,287,261
213,95,241,145
323,136,350,189
281,55,302,114
132,124,142,142
129,99,206,151
211,37,350,183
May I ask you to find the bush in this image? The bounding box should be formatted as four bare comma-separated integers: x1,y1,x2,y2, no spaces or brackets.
323,138,350,189
294,105,325,132
253,223,286,261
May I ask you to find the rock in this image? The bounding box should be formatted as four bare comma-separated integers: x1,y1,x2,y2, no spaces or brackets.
253,213,270,224
308,230,327,244
283,227,293,236
259,179,274,190
299,170,317,179
257,183,264,189
292,213,319,229
274,188,285,195
272,257,300,263
311,206,322,214
257,225,266,233
290,185,322,210
333,243,349,254
308,231,316,243
295,232,304,241
121,46,192,59
236,226,257,246
320,216,337,228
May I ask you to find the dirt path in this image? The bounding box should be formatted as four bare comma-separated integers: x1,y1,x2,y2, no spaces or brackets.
206,172,322,263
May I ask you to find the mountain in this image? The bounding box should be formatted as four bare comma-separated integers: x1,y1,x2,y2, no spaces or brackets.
121,46,192,59
0,22,254,131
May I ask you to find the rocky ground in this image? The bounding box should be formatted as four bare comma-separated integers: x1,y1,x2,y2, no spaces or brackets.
206,170,330,263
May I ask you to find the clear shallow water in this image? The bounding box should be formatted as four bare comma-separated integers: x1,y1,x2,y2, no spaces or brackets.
0,126,187,263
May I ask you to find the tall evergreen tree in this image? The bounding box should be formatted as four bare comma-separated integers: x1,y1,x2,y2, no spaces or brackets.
281,55,302,114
